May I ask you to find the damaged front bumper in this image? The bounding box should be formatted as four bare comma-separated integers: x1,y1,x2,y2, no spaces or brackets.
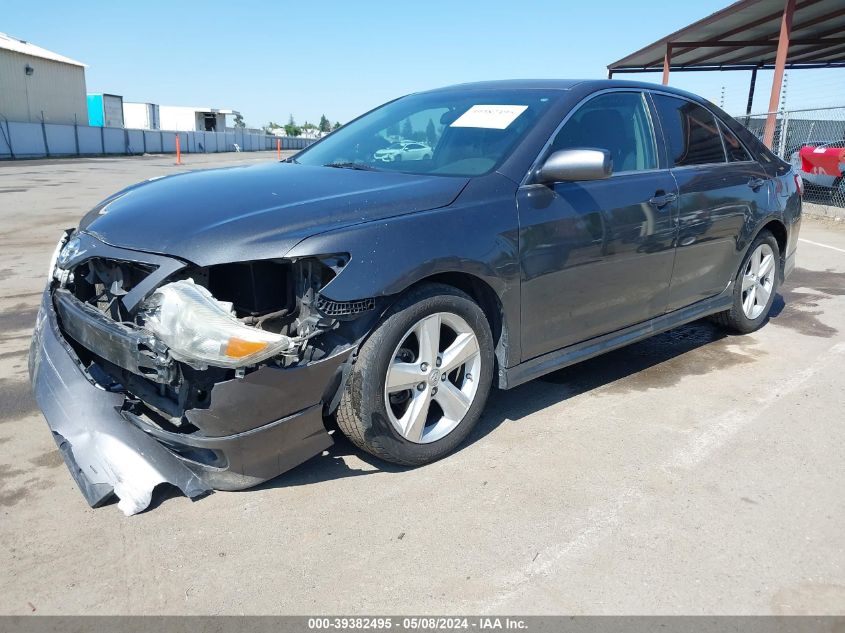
29,288,347,515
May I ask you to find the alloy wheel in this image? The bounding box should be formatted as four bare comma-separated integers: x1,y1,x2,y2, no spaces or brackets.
741,243,776,320
384,312,482,444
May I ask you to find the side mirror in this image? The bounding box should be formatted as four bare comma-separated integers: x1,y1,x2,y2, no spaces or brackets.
536,148,613,184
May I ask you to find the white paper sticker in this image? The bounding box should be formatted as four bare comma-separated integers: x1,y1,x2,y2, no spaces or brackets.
450,105,528,130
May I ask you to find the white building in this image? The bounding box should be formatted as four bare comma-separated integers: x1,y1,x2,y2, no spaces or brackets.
123,102,160,130
300,128,324,139
0,32,88,124
268,127,326,139
122,103,239,131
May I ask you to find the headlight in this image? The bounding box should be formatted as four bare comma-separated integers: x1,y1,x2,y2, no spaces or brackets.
57,233,84,270
140,279,294,369
48,230,75,279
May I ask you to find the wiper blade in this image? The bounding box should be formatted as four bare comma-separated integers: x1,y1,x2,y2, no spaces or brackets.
323,162,379,171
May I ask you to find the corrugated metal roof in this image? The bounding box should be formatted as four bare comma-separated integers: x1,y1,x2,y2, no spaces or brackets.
0,32,86,67
608,0,845,72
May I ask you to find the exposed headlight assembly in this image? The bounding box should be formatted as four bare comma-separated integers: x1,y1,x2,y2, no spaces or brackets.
140,279,294,369
49,229,75,280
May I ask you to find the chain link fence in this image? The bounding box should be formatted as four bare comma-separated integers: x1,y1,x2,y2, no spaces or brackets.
736,106,845,209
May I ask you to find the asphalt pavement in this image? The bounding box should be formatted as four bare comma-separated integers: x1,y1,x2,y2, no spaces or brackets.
0,152,843,615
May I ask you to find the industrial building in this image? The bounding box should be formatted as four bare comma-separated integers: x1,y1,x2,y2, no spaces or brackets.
158,105,239,131
0,32,88,124
87,93,124,128
123,102,160,130
122,103,240,131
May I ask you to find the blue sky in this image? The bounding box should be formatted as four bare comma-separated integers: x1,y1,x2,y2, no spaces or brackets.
4,0,843,127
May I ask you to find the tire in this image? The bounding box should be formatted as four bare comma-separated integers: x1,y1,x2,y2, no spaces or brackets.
711,230,780,334
423,154,432,160
393,154,402,162
337,283,494,466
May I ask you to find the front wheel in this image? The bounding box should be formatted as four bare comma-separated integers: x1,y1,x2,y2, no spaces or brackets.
711,230,780,333
337,284,494,466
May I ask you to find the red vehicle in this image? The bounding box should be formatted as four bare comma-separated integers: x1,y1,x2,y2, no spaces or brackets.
790,140,845,194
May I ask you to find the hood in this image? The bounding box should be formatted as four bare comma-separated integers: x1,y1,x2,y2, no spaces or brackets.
80,163,468,266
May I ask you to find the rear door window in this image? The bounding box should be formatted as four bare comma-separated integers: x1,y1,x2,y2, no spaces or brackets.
719,121,753,162
652,94,727,167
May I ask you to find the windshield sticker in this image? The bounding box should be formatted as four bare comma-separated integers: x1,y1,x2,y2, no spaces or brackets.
450,105,528,129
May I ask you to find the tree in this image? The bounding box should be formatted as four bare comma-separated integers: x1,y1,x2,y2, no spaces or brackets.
387,121,400,137
401,118,413,139
332,121,342,131
426,118,437,146
319,114,331,133
233,113,246,129
284,114,301,137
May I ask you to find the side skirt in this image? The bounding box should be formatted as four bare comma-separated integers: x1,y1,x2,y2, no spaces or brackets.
499,285,734,390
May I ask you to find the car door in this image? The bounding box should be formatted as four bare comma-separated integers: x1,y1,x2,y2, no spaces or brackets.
407,143,424,160
517,90,679,360
649,93,771,310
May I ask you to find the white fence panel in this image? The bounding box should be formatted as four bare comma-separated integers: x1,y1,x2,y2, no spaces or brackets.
144,130,162,153
77,126,102,154
44,123,77,155
176,132,188,154
126,129,144,154
9,122,46,158
161,132,176,153
103,127,125,154
0,123,10,157
0,119,315,160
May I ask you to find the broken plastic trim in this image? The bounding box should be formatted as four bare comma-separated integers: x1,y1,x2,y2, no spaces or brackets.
30,293,211,515
54,288,175,383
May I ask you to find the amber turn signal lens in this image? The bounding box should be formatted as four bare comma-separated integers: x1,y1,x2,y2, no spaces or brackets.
224,338,269,358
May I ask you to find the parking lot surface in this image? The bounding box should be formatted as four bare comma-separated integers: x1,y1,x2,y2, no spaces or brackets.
1,152,843,615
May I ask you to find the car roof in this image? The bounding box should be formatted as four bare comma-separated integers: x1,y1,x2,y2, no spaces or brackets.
420,78,707,102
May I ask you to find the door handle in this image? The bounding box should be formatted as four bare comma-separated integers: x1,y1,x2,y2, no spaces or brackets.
648,192,677,208
748,177,766,190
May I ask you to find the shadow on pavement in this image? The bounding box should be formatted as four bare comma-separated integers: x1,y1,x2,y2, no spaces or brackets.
141,266,845,503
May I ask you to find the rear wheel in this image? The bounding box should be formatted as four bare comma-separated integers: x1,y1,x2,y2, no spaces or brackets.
337,284,494,466
711,230,780,333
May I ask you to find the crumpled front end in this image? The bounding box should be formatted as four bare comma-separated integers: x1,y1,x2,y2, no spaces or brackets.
29,232,373,515
29,292,210,514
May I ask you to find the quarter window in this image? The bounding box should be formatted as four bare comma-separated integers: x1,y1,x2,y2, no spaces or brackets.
550,92,657,173
719,121,753,162
652,94,727,166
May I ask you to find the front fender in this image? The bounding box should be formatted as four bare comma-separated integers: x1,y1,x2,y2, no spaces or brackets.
284,175,522,366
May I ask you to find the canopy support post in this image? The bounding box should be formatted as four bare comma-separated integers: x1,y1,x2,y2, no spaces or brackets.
662,44,672,85
763,0,795,148
745,66,758,115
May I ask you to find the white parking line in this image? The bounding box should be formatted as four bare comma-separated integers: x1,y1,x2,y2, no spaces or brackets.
799,238,845,254
479,342,845,611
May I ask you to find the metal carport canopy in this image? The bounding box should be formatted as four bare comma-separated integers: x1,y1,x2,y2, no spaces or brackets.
606,0,845,147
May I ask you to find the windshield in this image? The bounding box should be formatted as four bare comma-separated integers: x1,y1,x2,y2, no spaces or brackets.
295,89,558,177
